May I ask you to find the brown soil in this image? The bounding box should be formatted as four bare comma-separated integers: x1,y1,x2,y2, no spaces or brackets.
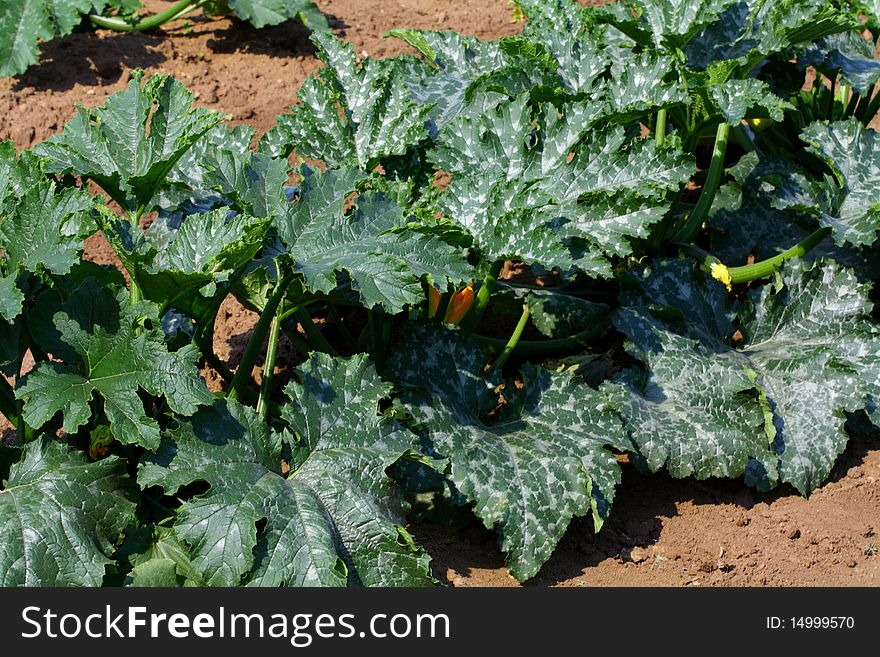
2,0,879,587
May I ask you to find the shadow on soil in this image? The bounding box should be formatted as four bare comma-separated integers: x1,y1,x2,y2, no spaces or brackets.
204,14,349,58
12,31,166,92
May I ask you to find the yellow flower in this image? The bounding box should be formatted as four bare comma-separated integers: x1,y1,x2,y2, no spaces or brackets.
710,262,733,292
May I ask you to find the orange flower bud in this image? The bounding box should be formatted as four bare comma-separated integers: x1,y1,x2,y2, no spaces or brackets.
427,285,442,318
444,281,475,325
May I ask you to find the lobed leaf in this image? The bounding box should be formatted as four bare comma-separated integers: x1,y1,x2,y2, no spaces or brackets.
16,279,213,449
139,356,435,587
389,324,627,581
0,439,136,586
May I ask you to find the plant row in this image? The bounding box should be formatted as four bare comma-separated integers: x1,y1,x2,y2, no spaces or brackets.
1,0,880,585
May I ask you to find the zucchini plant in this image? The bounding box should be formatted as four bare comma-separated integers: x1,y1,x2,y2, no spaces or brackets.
0,0,329,78
2,0,880,586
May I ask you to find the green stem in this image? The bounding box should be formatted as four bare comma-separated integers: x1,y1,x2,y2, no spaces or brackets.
473,325,606,359
654,108,667,146
458,260,504,338
327,305,358,351
730,123,756,153
0,376,20,429
293,307,337,356
203,349,282,415
368,308,389,370
836,82,850,120
860,89,880,125
129,276,143,305
491,305,530,372
670,121,730,244
257,313,282,420
89,0,200,32
280,319,315,355
228,274,292,402
204,349,234,383
676,226,831,284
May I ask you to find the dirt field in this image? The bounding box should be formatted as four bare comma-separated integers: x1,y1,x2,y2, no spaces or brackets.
2,0,878,587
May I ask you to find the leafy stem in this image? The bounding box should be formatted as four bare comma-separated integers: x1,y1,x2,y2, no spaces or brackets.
0,375,21,431
256,312,282,420
491,304,530,372
368,307,390,370
670,121,730,244
228,272,294,402
89,0,204,32
472,326,605,359
654,108,667,146
458,260,504,338
292,307,337,356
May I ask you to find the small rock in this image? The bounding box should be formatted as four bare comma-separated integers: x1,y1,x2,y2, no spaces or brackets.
735,515,750,527
787,528,801,540
845,560,857,568
629,547,649,564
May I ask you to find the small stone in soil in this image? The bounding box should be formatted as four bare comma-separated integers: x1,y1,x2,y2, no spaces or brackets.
629,547,649,564
787,528,801,540
845,560,857,568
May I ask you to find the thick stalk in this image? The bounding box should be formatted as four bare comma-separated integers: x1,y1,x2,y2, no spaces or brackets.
89,0,199,32
860,89,880,124
725,228,831,283
0,376,20,429
129,276,143,305
836,82,850,119
491,305,530,372
675,226,831,284
257,314,282,420
327,305,357,350
654,108,667,146
203,349,281,415
473,326,605,359
670,122,730,244
458,260,504,338
228,275,292,402
293,307,337,356
279,319,315,355
368,308,389,370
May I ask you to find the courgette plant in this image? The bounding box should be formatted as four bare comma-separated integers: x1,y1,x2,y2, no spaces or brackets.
0,0,329,78
2,0,880,586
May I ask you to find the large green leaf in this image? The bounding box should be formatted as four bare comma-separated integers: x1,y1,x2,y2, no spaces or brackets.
607,52,690,117
431,95,693,274
0,180,94,320
139,356,435,587
261,33,430,168
389,324,627,581
16,279,213,449
799,32,880,95
276,166,472,312
709,78,791,124
35,72,223,212
637,0,738,48
222,0,328,29
0,438,135,586
607,259,880,494
112,207,271,315
797,119,880,247
0,0,85,77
